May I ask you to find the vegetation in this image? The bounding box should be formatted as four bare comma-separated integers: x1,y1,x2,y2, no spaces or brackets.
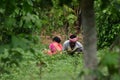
0,0,120,80
95,0,120,48
0,45,120,80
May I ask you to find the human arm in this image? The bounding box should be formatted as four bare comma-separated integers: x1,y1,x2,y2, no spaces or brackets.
49,43,56,53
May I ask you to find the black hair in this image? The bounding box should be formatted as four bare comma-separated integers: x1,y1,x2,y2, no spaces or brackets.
70,34,77,39
52,36,61,43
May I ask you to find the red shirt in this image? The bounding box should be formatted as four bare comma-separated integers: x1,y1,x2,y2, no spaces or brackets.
48,42,62,55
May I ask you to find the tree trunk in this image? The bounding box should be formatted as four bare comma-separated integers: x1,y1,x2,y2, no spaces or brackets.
81,0,97,80
74,6,82,35
64,21,69,39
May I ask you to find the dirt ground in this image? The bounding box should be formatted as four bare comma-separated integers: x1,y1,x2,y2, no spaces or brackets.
40,32,83,45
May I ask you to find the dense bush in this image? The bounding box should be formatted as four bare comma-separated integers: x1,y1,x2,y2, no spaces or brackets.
1,45,120,80
0,0,42,45
95,0,120,48
0,44,84,80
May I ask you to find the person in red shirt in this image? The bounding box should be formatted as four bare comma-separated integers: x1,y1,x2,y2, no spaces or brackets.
48,36,63,55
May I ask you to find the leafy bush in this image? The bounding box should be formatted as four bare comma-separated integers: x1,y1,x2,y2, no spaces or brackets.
0,44,84,80
95,0,120,48
78,49,120,80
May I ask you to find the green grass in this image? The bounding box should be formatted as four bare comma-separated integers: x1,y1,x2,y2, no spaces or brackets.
0,50,84,80
1,45,119,80
41,55,83,80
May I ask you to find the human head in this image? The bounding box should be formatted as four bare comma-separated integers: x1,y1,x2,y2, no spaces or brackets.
69,34,78,43
52,36,61,43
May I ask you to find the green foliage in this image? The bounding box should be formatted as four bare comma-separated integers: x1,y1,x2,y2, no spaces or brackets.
0,1,81,79
0,43,120,80
100,0,110,9
95,0,120,48
0,0,42,45
1,0,120,80
0,43,84,80
78,49,120,80
36,0,79,35
97,50,120,80
0,0,80,44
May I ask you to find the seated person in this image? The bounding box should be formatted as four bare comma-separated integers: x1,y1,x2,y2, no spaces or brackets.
63,34,83,55
48,36,63,55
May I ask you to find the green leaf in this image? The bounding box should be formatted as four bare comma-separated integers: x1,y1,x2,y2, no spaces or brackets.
66,14,77,24
23,2,32,12
11,36,30,50
63,5,74,12
27,0,33,6
0,8,5,14
4,17,16,28
15,8,20,14
0,45,10,54
35,19,42,28
101,52,119,66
